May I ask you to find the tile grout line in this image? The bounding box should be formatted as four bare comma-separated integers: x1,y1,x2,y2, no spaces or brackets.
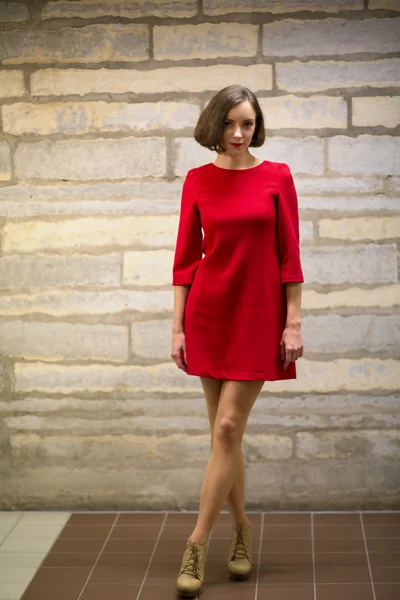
135,512,168,600
254,511,264,600
360,511,377,600
311,513,316,600
76,513,119,600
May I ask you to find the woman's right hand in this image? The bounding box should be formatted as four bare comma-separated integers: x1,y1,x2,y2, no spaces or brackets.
171,331,187,372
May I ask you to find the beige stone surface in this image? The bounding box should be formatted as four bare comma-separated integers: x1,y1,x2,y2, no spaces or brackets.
0,142,11,181
2,215,178,253
0,70,25,98
319,216,400,240
352,96,400,127
154,23,258,60
302,285,400,309
329,135,400,175
0,25,149,64
204,0,362,14
31,64,273,96
13,359,400,394
124,250,174,286
0,322,129,362
14,137,166,180
2,101,200,135
260,95,347,129
41,0,197,19
276,59,400,92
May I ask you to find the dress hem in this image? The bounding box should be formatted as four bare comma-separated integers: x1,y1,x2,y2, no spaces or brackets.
185,367,296,381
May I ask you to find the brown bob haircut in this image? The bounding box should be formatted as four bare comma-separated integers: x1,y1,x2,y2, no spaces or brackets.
194,84,266,154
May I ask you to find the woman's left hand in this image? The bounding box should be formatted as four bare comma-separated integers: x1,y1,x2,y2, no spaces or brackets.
280,323,304,369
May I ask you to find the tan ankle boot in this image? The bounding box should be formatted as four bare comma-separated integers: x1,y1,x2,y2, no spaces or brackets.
227,523,252,580
177,539,208,597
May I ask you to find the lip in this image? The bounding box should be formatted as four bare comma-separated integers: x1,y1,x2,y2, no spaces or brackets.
231,143,243,147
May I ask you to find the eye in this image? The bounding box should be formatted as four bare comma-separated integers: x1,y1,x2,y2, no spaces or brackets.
224,121,231,126
245,122,253,127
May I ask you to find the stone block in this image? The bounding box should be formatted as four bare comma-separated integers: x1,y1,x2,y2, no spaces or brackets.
0,142,11,181
41,0,197,19
302,285,400,310
154,23,258,60
276,58,400,92
0,70,25,98
0,254,121,291
0,321,128,362
302,244,398,284
263,18,400,57
329,135,400,176
0,25,149,64
2,101,199,136
124,251,174,287
260,95,347,129
296,431,400,460
2,215,178,253
352,96,400,128
0,2,29,22
31,64,273,96
14,138,166,180
319,216,400,240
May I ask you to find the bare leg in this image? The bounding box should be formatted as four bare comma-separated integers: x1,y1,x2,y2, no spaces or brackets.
201,377,251,530
189,380,264,545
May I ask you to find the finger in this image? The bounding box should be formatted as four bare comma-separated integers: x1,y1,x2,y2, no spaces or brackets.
280,339,285,361
299,347,304,358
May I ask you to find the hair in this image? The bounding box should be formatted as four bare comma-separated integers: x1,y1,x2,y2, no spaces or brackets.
194,84,266,154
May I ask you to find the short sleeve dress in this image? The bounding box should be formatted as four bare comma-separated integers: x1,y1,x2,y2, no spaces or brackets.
172,160,304,381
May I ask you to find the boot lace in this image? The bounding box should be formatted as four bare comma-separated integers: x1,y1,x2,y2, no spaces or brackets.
230,525,251,562
179,543,201,580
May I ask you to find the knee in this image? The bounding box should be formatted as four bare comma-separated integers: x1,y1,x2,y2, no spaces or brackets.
215,417,238,450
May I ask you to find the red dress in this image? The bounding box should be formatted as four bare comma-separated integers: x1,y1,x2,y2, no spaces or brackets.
172,160,304,381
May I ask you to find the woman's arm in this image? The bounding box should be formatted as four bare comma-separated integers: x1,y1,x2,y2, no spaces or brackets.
281,281,304,369
172,284,190,334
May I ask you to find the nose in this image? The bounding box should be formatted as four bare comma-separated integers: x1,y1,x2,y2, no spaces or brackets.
233,126,242,139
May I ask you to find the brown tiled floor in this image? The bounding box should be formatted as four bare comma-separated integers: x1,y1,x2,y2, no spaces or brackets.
20,512,400,600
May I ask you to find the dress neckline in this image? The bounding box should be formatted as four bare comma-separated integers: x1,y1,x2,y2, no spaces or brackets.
211,160,265,172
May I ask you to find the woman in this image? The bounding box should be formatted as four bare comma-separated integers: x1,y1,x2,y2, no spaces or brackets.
171,84,304,597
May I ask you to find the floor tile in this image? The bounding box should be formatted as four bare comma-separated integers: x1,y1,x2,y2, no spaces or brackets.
315,583,374,600
315,566,371,584
20,581,85,600
263,526,311,539
67,513,116,526
116,513,165,526
196,585,256,599
314,538,365,552
0,554,46,569
40,552,98,568
313,525,363,538
103,537,158,553
313,513,361,525
111,525,162,539
80,583,141,600
0,514,22,526
6,524,65,540
50,537,104,553
371,566,400,583
0,582,28,600
363,513,400,525
28,567,90,585
258,567,314,584
263,514,311,526
58,525,112,539
314,552,368,567
367,538,400,551
0,539,56,553
368,553,400,567
96,552,152,569
18,513,71,526
364,525,400,538
159,524,196,539
257,585,314,600
164,513,198,525
211,524,261,538
262,538,312,553
0,568,36,584
89,566,148,584
375,583,400,599
260,553,313,567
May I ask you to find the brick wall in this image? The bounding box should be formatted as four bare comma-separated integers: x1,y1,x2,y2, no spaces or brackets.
0,0,399,510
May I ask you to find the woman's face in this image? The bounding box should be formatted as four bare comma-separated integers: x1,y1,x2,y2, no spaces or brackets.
220,100,257,154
